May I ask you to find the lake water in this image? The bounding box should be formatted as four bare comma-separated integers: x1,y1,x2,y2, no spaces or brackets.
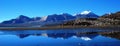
0,28,120,46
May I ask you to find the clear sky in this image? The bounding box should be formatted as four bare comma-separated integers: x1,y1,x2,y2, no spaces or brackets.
0,0,120,22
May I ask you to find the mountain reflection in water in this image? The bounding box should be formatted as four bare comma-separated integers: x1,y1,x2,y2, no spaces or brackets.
0,29,120,46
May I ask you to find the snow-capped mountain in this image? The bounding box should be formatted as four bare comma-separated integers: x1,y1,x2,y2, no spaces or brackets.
76,11,99,18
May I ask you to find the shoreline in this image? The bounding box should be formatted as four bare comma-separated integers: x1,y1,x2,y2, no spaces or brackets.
0,25,119,30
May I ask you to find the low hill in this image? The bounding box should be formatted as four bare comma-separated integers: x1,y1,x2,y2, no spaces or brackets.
101,11,120,20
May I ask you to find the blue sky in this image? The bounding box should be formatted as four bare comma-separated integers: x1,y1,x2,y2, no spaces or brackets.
0,0,120,22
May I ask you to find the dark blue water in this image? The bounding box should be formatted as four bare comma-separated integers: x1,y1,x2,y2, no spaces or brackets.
0,28,120,46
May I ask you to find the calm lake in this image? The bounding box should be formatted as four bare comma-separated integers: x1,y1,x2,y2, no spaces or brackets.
0,28,120,46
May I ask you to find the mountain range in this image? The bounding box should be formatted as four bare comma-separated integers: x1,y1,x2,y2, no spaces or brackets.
0,11,100,27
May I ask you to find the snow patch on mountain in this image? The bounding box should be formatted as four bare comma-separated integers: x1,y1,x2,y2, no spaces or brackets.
81,11,91,15
40,16,48,21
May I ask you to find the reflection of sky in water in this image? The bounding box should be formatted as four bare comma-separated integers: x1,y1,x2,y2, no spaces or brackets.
0,35,120,46
0,31,4,34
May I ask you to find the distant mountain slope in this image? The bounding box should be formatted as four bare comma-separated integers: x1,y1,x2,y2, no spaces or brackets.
1,15,41,24
41,13,75,22
101,11,120,20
